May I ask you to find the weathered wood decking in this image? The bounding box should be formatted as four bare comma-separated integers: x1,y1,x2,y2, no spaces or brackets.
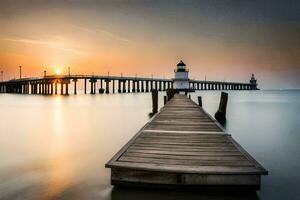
106,94,268,190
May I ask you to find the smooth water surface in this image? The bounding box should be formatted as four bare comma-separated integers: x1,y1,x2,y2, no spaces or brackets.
0,90,300,200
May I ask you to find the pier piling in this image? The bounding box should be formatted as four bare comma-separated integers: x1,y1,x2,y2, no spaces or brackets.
198,96,202,107
164,96,167,105
215,92,228,124
151,89,158,114
84,79,87,94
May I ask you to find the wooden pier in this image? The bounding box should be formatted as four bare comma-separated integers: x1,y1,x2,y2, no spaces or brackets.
106,94,268,190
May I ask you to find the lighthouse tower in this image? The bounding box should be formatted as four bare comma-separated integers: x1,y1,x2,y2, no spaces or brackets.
249,74,258,90
173,60,190,91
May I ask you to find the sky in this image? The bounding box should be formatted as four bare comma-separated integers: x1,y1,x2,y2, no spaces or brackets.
0,0,299,89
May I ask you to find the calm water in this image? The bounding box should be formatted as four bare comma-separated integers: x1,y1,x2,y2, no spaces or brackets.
0,90,300,200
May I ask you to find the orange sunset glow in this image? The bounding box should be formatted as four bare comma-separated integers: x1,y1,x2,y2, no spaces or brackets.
1,1,300,200
0,0,299,88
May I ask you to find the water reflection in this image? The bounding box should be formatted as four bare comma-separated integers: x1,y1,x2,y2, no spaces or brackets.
1,91,300,199
40,153,74,199
111,187,259,200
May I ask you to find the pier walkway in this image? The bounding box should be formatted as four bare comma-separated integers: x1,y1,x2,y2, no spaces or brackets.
106,94,267,190
0,74,257,95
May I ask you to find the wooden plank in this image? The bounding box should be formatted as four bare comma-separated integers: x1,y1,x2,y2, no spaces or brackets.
132,141,233,147
139,135,229,140
123,152,248,161
119,156,254,167
131,144,234,149
144,125,222,131
126,147,243,156
135,137,230,143
129,145,237,151
109,161,265,175
140,131,227,136
151,121,215,125
141,130,225,134
111,168,261,189
139,136,229,141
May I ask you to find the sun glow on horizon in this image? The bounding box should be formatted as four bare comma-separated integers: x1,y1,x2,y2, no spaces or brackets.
55,69,62,75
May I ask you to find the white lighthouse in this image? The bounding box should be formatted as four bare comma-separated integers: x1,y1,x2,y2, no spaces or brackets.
173,60,190,91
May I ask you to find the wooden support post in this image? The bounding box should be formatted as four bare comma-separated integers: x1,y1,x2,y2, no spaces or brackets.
166,88,176,100
66,83,69,95
215,92,228,124
41,83,44,94
150,81,153,91
61,83,64,95
46,84,49,94
113,80,115,93
50,83,53,95
158,81,161,91
105,80,110,94
84,79,87,94
145,81,149,92
152,90,158,114
137,80,140,92
47,83,50,94
93,79,97,94
74,80,77,94
118,80,122,93
44,84,46,94
42,83,45,94
122,80,126,93
132,81,136,92
127,80,130,93
30,83,33,94
90,80,94,94
55,83,57,94
164,96,167,105
141,81,144,92
198,96,202,107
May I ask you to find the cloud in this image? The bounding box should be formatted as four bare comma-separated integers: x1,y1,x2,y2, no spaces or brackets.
77,26,132,43
1,37,84,54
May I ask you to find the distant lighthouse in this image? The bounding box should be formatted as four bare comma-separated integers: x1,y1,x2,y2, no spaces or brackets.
250,74,258,90
173,60,190,91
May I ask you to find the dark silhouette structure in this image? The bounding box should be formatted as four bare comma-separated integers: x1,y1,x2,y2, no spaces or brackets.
215,92,228,124
0,61,258,95
0,73,258,95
